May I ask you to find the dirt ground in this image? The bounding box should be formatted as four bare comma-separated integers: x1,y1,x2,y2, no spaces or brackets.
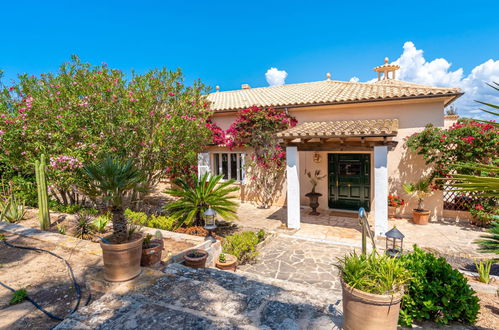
0,233,103,330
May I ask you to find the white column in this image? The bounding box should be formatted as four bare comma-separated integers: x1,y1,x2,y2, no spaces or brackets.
286,146,301,229
374,146,388,237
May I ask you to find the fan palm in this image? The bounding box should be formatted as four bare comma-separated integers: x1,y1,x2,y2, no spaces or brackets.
164,172,239,228
477,222,499,259
81,156,145,243
403,178,432,211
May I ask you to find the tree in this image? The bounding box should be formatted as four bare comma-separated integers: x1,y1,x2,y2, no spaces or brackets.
0,56,212,206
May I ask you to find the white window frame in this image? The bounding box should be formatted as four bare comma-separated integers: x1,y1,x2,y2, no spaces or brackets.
211,152,245,183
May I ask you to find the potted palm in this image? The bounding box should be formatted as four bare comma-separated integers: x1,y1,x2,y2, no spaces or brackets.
164,172,239,228
81,156,146,281
337,252,410,330
403,178,433,225
304,169,326,215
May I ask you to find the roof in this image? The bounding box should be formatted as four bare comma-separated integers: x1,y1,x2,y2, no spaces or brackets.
276,119,399,139
207,79,462,112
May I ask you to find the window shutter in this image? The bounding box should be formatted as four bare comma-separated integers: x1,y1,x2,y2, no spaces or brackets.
240,153,246,184
197,153,211,180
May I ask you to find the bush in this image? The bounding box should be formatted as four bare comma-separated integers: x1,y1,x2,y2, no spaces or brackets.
336,251,410,295
222,230,266,264
399,246,480,327
124,209,176,231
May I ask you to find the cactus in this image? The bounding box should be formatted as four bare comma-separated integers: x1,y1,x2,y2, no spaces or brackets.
35,154,50,230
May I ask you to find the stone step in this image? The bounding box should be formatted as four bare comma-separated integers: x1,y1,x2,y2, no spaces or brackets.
56,263,344,329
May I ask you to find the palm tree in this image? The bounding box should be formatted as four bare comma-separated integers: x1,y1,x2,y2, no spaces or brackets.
477,222,499,260
164,172,239,228
81,156,145,243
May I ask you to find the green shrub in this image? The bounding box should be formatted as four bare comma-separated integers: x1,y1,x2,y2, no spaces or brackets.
93,214,110,234
124,209,176,231
10,289,28,305
222,230,266,264
399,246,480,327
336,251,410,295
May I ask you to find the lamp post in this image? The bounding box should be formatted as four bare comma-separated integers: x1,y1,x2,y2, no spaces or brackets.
203,207,217,240
385,226,404,258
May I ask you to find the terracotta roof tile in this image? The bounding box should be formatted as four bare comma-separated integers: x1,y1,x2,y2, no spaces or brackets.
207,80,462,112
276,119,399,138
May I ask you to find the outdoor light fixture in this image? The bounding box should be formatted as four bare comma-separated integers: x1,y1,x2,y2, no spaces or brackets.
385,226,404,258
203,207,217,231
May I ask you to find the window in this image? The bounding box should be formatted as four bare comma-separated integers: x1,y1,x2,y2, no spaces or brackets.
212,153,244,182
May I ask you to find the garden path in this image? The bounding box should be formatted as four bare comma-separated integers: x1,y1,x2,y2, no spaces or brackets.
239,236,356,291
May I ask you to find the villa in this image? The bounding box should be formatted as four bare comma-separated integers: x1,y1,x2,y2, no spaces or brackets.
201,59,463,236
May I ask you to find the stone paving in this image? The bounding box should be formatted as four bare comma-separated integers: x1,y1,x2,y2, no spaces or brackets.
55,264,343,329
235,203,495,258
240,236,356,291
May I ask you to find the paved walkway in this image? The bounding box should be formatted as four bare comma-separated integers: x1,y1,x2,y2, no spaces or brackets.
240,236,356,291
235,203,495,258
56,264,343,329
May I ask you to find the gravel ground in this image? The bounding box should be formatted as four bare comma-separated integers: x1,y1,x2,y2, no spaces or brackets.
0,233,103,329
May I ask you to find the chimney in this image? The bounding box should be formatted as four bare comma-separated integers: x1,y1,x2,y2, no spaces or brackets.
241,84,251,90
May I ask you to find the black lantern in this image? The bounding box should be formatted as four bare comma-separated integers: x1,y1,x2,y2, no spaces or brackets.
203,207,217,231
385,226,404,258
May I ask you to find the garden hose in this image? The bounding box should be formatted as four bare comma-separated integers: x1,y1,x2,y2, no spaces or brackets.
0,239,90,321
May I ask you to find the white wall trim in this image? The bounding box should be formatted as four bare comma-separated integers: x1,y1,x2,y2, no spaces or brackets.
286,146,301,229
373,146,388,237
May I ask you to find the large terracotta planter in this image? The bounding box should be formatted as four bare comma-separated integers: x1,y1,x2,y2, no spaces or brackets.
215,254,238,272
183,249,208,269
141,239,163,267
100,235,143,282
412,209,430,225
341,280,403,330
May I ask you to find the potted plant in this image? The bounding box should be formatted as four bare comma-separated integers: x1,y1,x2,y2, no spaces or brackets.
304,169,326,215
387,194,404,219
215,252,238,271
469,201,497,227
403,178,433,225
337,252,410,330
81,156,146,282
183,249,209,268
141,232,163,267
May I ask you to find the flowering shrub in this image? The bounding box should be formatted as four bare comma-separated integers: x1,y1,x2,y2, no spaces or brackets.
0,56,212,205
405,119,498,179
469,199,498,227
223,106,297,207
388,194,405,208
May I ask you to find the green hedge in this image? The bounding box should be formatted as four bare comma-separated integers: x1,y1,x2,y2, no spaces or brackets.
222,230,266,264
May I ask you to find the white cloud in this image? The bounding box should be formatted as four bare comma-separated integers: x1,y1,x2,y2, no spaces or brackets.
349,76,360,83
265,67,287,86
389,41,499,119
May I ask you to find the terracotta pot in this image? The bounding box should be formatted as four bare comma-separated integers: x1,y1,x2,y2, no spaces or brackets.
141,239,163,267
183,249,208,269
341,280,403,330
100,235,143,282
412,209,430,225
215,254,238,272
388,206,397,219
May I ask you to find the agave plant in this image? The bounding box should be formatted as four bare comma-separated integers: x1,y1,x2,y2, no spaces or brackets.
164,172,239,228
80,156,146,243
0,195,26,223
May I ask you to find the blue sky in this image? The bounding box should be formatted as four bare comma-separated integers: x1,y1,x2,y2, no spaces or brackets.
1,0,498,116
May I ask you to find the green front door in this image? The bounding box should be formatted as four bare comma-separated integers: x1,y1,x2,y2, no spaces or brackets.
328,153,370,211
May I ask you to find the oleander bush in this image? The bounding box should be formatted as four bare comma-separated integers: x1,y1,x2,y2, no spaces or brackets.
222,230,266,264
399,246,480,327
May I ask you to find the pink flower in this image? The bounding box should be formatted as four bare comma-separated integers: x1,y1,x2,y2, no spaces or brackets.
168,92,175,96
